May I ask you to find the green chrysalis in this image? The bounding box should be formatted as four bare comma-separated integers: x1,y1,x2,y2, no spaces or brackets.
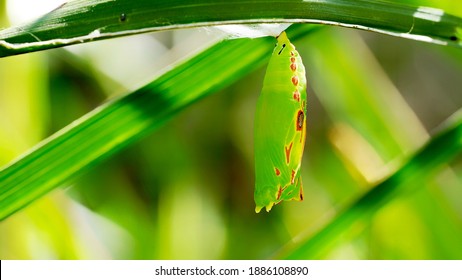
254,31,307,213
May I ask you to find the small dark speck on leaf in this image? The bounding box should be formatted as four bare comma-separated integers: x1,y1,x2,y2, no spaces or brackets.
120,13,127,22
449,35,458,42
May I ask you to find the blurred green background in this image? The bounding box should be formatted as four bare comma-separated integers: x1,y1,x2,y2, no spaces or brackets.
1,0,462,259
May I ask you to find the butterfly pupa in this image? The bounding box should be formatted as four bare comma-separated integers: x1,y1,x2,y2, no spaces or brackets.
254,31,307,213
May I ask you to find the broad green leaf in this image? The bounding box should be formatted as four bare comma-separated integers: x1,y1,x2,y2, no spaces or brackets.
0,0,461,57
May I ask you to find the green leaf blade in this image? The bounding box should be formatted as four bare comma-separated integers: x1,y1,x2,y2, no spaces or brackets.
1,0,461,57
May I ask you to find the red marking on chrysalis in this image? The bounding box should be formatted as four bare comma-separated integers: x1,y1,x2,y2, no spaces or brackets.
277,186,283,200
290,57,296,63
291,170,296,184
299,191,304,200
285,142,293,164
293,90,300,102
291,76,299,86
290,51,295,57
296,110,304,131
290,63,297,72
275,167,281,176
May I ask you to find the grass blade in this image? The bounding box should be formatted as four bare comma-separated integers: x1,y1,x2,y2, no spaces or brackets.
0,0,461,57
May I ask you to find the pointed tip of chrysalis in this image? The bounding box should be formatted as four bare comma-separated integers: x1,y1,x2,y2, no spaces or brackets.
276,31,288,41
255,203,274,213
